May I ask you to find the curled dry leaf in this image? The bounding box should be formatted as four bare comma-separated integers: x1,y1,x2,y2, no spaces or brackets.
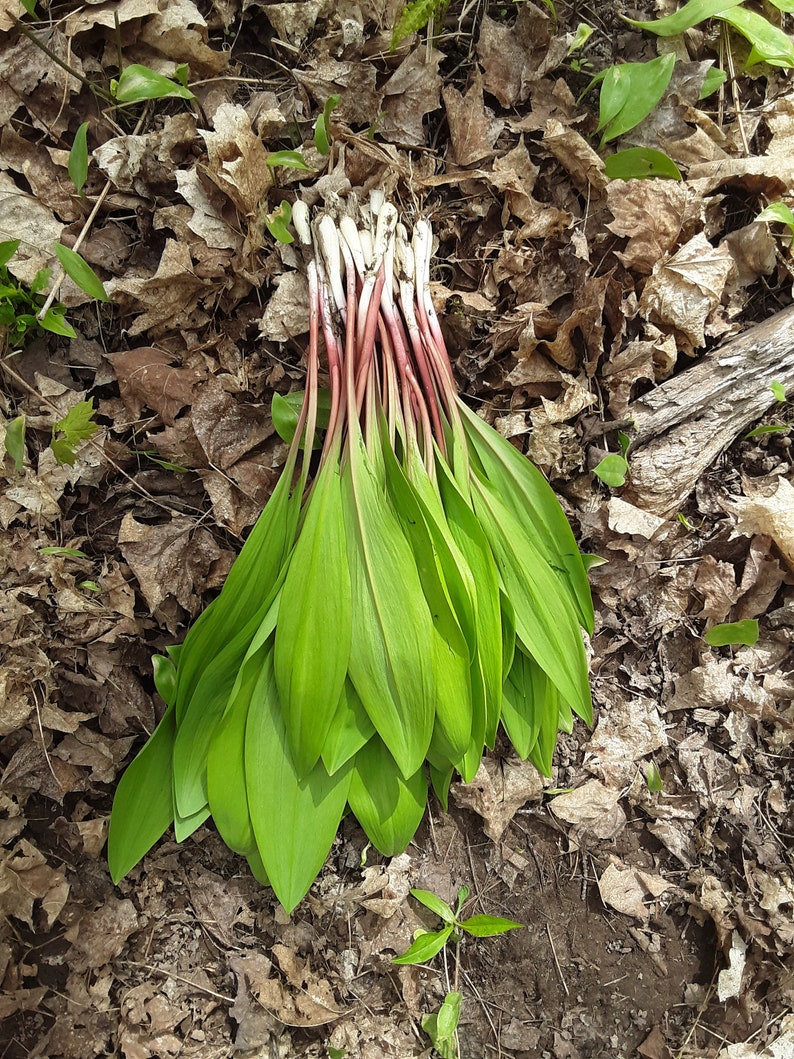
477,4,565,108
0,839,69,928
732,477,794,572
548,779,626,843
443,69,503,167
380,46,443,146
606,181,702,277
108,347,205,426
200,103,273,217
450,756,544,842
598,860,674,922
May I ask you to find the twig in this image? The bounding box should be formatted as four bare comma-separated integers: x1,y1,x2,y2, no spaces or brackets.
545,923,569,997
124,962,235,1003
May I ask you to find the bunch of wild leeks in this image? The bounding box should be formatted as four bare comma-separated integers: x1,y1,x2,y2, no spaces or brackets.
108,197,594,913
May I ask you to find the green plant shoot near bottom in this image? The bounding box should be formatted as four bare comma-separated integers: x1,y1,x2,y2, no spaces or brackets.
108,198,594,913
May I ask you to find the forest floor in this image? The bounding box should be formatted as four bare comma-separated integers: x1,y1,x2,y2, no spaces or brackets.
1,1,793,1057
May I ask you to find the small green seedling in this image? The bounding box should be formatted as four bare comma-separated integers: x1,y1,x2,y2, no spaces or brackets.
745,378,790,437
646,761,664,793
593,430,631,488
0,240,75,346
266,150,312,172
51,398,100,466
391,0,451,50
704,619,759,648
567,22,595,72
111,64,195,104
393,886,523,965
757,202,794,237
770,381,787,402
314,95,340,156
53,243,108,301
4,415,26,471
423,991,462,1059
69,122,90,194
264,200,294,244
38,546,89,558
587,53,676,145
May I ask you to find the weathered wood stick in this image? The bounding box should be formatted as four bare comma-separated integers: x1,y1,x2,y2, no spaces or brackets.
624,304,794,517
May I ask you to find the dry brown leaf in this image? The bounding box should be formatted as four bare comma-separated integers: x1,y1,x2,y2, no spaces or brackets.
443,70,503,167
107,347,205,426
0,839,69,928
118,513,232,627
543,119,608,196
380,46,443,145
66,896,140,971
723,222,777,288
200,102,273,217
732,477,794,572
598,861,673,921
0,171,65,286
606,181,702,276
639,232,735,353
585,695,667,787
260,270,311,342
294,57,382,126
175,168,243,251
107,239,213,335
94,113,197,198
258,0,333,44
450,755,543,841
139,0,229,75
607,498,669,540
693,554,738,623
548,779,626,843
477,4,565,108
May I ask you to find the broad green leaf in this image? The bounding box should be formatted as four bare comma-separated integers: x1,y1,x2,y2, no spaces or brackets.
173,595,280,817
52,244,108,301
558,697,574,734
410,888,456,923
500,648,543,759
0,239,20,268
245,647,352,913
597,53,676,143
152,653,178,706
108,704,175,882
173,801,210,842
627,0,744,35
51,398,99,465
112,63,195,103
757,202,794,234
646,762,664,793
424,991,460,1059
174,465,297,719
348,737,427,856
605,147,682,181
700,65,728,99
275,453,352,777
266,150,311,171
39,308,77,338
38,546,88,558
770,381,787,401
247,848,270,886
723,7,794,67
704,619,759,647
271,388,332,445
593,452,629,487
470,475,592,725
69,122,89,193
342,427,435,778
321,681,375,775
392,926,453,965
206,650,259,855
458,401,593,635
4,414,26,472
429,761,454,810
459,914,523,937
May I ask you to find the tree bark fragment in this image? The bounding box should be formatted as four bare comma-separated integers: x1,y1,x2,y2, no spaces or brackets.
624,304,794,517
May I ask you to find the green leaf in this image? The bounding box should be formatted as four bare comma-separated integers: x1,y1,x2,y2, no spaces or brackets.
314,94,340,155
626,0,744,36
392,925,453,965
4,414,26,472
275,454,352,777
0,239,20,268
38,546,88,558
245,647,352,913
700,65,728,99
597,53,676,143
757,202,794,235
152,653,178,707
593,452,629,487
720,7,794,68
568,22,595,55
348,737,427,856
321,680,375,775
266,150,312,171
409,888,456,924
107,704,175,882
111,63,195,103
500,648,544,759
39,307,77,338
469,475,592,725
459,914,524,937
342,427,435,778
79,580,100,592
704,619,759,647
646,761,664,793
771,381,787,401
69,122,90,194
391,0,447,49
52,244,108,301
271,388,332,445
265,200,294,244
605,147,682,181
423,991,461,1059
51,398,99,466
745,423,789,438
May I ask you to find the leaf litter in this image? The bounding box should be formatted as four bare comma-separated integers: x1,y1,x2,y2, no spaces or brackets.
1,1,794,1057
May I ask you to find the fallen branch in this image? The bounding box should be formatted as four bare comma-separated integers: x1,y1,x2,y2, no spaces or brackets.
624,304,794,516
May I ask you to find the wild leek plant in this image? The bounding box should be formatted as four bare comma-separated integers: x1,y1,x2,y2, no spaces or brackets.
108,196,594,913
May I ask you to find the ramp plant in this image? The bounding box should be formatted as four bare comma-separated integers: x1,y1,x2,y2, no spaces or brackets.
108,195,594,913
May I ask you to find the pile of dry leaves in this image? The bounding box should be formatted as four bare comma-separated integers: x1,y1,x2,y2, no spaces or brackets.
0,1,792,1057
